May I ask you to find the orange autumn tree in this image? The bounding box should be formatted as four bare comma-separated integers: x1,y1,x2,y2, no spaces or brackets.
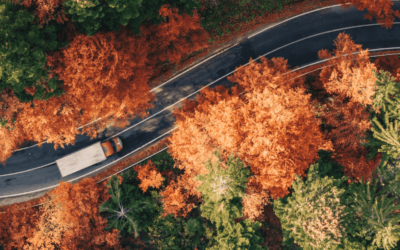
23,178,122,249
336,0,400,29
146,4,209,75
134,160,164,193
45,25,156,139
0,202,42,250
164,57,333,219
316,32,382,182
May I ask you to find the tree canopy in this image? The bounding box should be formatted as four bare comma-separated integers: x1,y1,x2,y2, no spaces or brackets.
164,55,333,220
62,0,201,36
315,32,382,183
0,0,66,103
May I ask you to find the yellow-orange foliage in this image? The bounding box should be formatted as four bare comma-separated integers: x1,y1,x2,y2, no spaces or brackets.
165,57,333,218
159,177,197,218
46,25,156,138
317,32,382,182
133,160,164,193
23,196,71,249
0,201,42,250
336,0,400,29
149,5,209,64
146,4,210,76
23,178,122,249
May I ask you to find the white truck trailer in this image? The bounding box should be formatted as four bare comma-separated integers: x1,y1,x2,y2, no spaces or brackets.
56,141,107,177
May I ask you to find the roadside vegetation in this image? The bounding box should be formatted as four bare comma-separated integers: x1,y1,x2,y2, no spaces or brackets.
2,32,400,249
1,0,400,249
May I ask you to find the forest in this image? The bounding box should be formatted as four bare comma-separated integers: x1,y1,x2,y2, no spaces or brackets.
1,0,400,249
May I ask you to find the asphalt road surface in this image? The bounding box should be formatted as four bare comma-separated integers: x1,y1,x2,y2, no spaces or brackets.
1,2,400,199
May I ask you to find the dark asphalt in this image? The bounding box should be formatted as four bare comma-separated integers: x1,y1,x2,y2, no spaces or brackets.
1,2,400,198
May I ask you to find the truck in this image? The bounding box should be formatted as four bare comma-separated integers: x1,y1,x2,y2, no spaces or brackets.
56,137,123,177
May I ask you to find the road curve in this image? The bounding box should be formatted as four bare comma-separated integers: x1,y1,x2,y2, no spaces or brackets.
1,2,400,199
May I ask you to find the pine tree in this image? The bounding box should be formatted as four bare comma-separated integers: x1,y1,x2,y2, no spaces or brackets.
99,173,160,238
343,177,400,250
273,161,349,250
370,157,400,199
361,69,400,168
194,151,267,250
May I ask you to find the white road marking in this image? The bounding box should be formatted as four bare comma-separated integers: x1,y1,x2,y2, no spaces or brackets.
248,3,351,39
247,0,398,39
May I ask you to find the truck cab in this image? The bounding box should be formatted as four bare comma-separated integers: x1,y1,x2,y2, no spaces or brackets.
101,137,123,157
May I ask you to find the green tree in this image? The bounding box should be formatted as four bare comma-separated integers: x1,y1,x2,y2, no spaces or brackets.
143,202,210,250
370,157,400,199
62,0,201,36
273,161,349,250
343,177,400,250
194,151,267,250
361,70,400,168
0,0,66,103
99,172,160,238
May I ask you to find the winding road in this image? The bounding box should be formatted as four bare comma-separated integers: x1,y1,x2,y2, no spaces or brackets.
1,2,400,202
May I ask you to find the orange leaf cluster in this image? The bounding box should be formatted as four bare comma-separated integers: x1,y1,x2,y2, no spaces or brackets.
147,4,210,75
12,0,68,28
159,176,197,218
317,33,382,182
133,160,164,193
0,202,42,250
241,176,271,222
165,56,333,218
335,0,400,29
152,4,209,64
23,178,122,249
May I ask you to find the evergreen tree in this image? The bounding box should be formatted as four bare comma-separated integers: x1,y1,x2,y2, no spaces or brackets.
361,69,400,168
99,172,160,238
0,0,65,103
370,157,400,199
62,0,201,36
343,177,400,250
141,193,210,250
274,161,349,250
194,151,267,250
